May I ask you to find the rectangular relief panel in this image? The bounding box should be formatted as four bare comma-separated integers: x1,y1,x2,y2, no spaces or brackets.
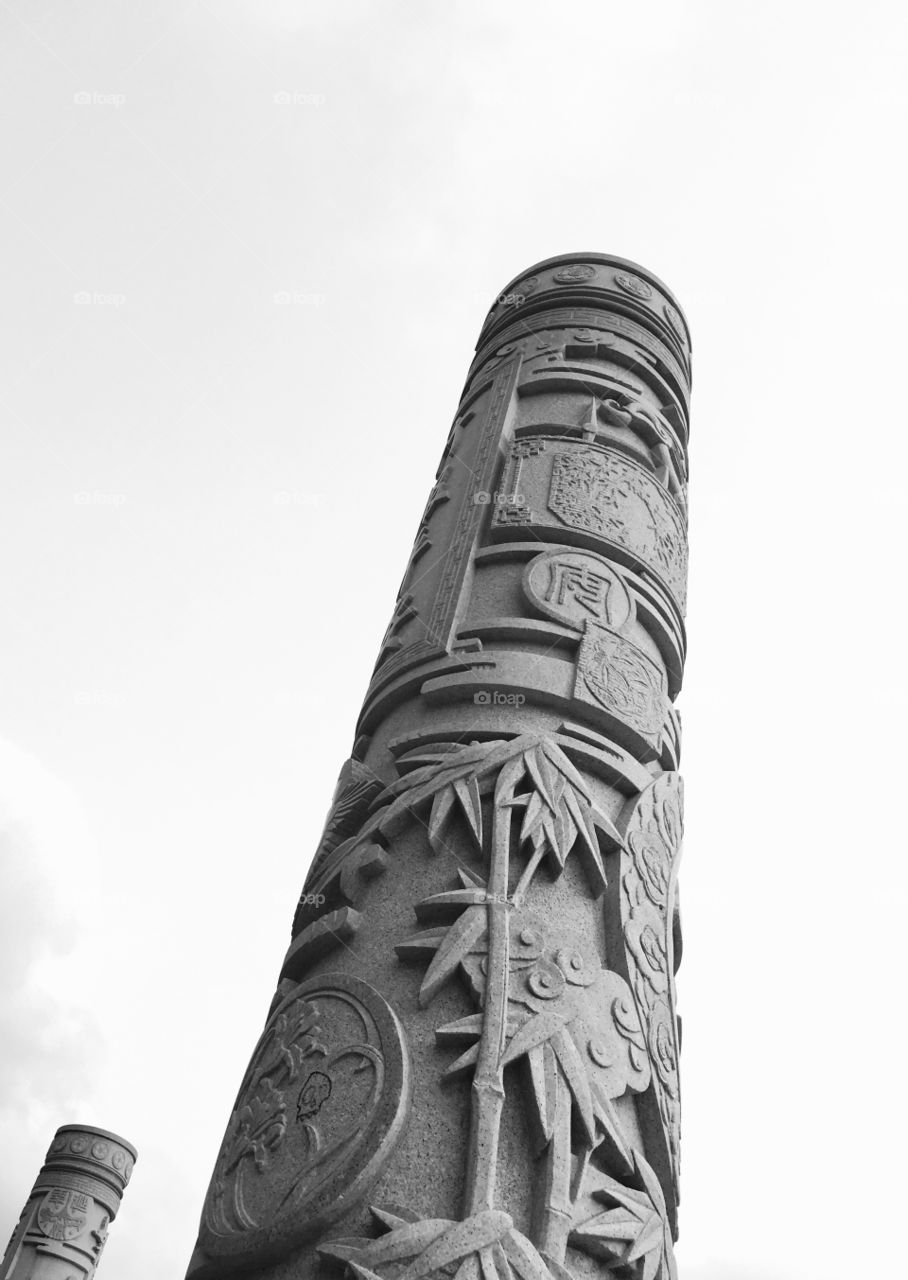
491,435,688,615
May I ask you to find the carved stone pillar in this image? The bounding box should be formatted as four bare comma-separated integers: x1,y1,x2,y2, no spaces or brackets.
188,254,692,1280
1,1125,136,1280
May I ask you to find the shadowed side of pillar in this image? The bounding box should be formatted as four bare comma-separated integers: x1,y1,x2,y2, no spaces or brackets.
187,253,692,1280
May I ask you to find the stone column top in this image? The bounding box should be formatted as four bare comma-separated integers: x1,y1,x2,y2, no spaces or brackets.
37,1124,137,1202
477,251,692,373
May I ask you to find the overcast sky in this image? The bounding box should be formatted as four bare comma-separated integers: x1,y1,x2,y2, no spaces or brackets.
0,3,905,1279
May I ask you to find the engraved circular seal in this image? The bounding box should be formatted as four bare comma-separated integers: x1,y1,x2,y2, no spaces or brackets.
523,550,634,632
200,973,410,1263
553,263,596,284
614,272,653,300
663,303,685,338
37,1189,90,1242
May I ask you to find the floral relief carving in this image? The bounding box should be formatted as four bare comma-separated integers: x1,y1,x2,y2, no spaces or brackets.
202,977,409,1260
619,774,684,1194
575,623,668,747
548,449,688,612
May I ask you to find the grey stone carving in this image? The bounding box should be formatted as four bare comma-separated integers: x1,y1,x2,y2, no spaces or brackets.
492,439,688,615
201,975,410,1265
523,550,635,632
575,623,668,749
187,253,692,1280
0,1125,136,1280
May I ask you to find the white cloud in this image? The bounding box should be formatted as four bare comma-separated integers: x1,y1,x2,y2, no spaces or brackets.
0,740,102,1222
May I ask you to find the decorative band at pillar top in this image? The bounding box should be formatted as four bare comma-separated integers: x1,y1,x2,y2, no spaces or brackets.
477,252,692,381
36,1124,137,1203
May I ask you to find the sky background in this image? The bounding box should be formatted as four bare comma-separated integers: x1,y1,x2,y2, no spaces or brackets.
0,2,905,1278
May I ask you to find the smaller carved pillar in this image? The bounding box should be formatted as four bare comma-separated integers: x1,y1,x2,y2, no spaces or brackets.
1,1125,136,1280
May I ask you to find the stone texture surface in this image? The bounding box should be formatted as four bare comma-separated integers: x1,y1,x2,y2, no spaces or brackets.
1,1124,136,1280
187,253,692,1280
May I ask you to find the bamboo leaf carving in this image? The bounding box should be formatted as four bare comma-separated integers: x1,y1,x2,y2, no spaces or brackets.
453,776,484,846
569,1151,677,1280
500,1005,578,1070
321,1207,581,1280
414,906,488,1007
378,734,619,887
379,732,654,1270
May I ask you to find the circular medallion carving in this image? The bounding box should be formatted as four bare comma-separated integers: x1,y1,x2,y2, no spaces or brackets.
200,973,410,1262
553,263,596,284
523,550,634,632
614,271,653,300
663,302,684,338
485,343,516,370
515,275,539,297
37,1189,90,1242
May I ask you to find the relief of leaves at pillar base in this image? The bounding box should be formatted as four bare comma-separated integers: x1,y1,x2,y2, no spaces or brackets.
319,735,681,1280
